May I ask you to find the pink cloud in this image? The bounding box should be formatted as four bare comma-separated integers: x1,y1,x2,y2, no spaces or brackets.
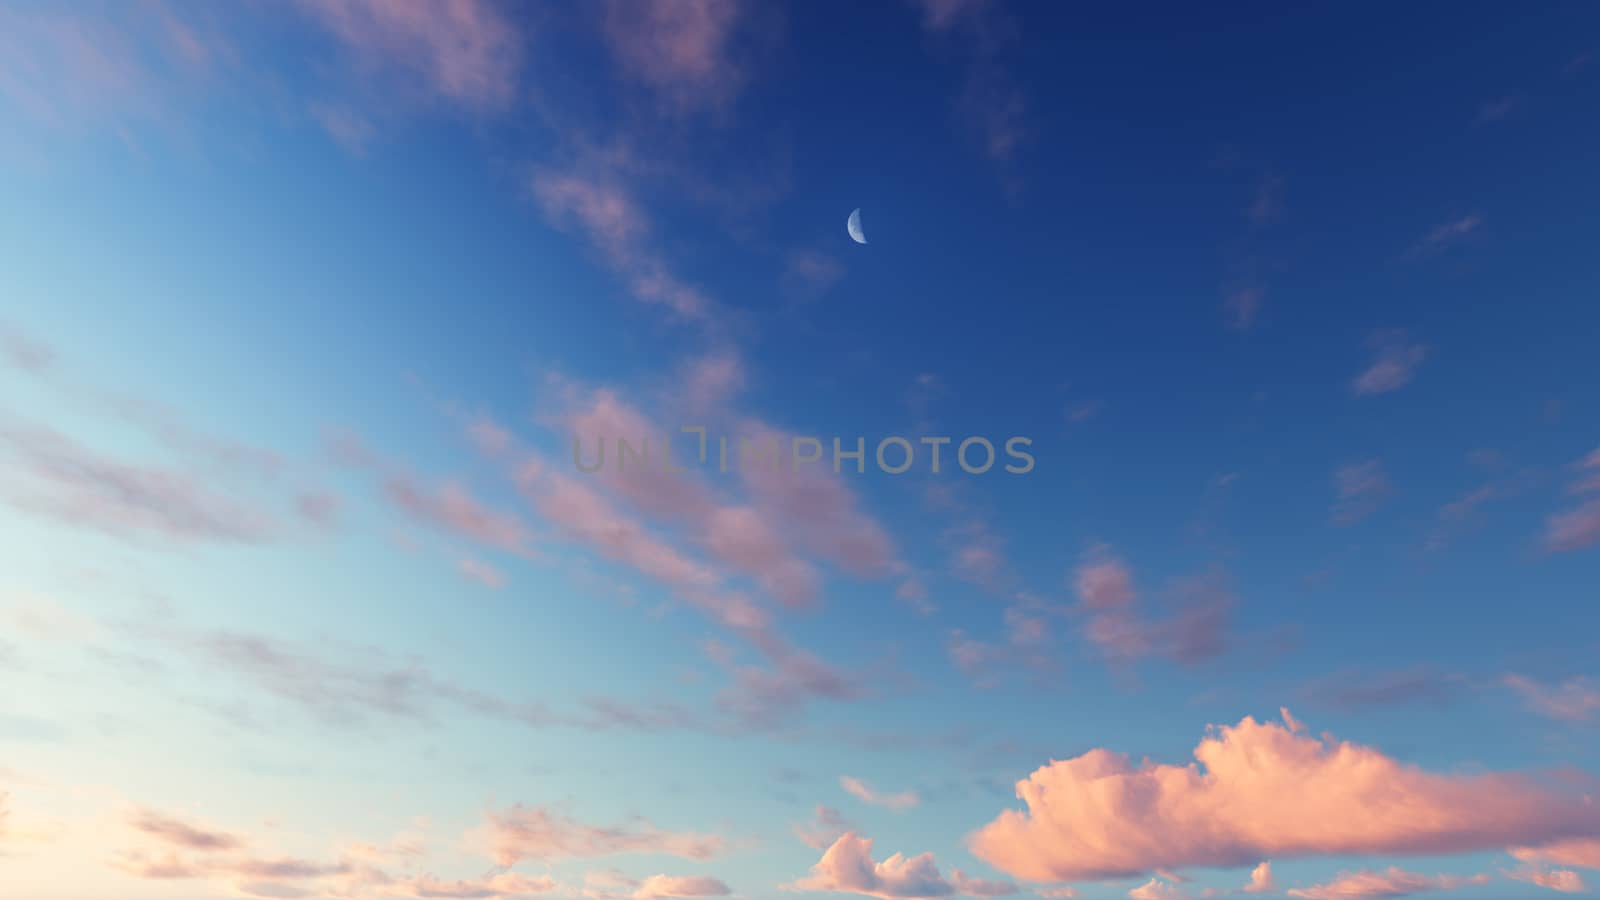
533,170,710,320
786,832,956,899
1512,838,1600,870
458,556,507,589
295,0,523,109
1506,866,1587,894
1544,499,1600,553
1351,331,1427,396
951,870,1019,897
1243,862,1277,894
1504,675,1600,723
383,475,535,556
1071,549,1231,666
0,321,55,371
129,809,245,852
296,490,341,527
601,0,745,111
0,419,278,544
483,805,726,867
1128,879,1189,900
794,806,854,850
968,710,1600,882
634,874,732,899
840,776,920,812
1286,868,1489,900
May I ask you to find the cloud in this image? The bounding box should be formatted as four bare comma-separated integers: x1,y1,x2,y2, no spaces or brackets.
1072,549,1233,666
794,805,854,850
1504,675,1600,723
968,710,1600,882
1035,890,1078,899
483,805,726,867
1511,838,1600,870
459,556,507,589
1475,97,1517,125
1506,866,1587,893
1223,287,1265,331
1351,331,1427,396
951,870,1019,897
1545,499,1600,553
0,419,278,544
1285,868,1489,900
129,809,245,851
1128,879,1190,900
1410,216,1482,256
913,0,1029,171
1300,667,1464,711
1243,862,1277,894
533,169,712,321
293,0,523,109
1248,175,1284,224
841,776,920,812
1331,460,1389,526
786,832,955,899
634,875,732,899
0,321,55,371
383,475,536,556
601,0,749,112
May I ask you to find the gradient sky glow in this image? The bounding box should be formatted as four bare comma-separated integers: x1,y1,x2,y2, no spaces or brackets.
3,2,1600,900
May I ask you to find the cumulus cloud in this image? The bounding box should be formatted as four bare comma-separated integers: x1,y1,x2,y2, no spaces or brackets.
1285,867,1488,900
786,832,954,899
1128,879,1189,900
1243,862,1277,894
841,776,920,812
968,710,1600,882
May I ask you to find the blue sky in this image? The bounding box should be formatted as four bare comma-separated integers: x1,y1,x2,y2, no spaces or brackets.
2,3,1599,900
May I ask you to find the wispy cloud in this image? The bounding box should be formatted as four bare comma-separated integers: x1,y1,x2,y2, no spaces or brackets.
600,0,753,113
1410,215,1483,256
1286,867,1489,900
840,776,920,812
1504,674,1600,723
1543,448,1600,553
293,0,524,110
483,805,726,866
1072,548,1232,667
1331,459,1390,525
1506,865,1587,894
1351,331,1427,396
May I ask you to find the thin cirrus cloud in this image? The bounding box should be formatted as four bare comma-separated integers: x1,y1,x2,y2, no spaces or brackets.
1506,865,1588,894
793,805,855,850
967,709,1600,882
1503,674,1600,723
1286,867,1490,900
1511,838,1600,870
1351,330,1428,396
600,0,752,113
292,0,525,110
1331,460,1390,526
0,418,280,546
840,776,920,812
1409,215,1483,257
481,804,726,867
1543,448,1600,553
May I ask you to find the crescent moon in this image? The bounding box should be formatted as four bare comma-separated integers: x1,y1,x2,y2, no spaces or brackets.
847,208,867,244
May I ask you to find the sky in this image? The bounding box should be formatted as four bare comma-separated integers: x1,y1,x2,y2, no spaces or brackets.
1,2,1599,900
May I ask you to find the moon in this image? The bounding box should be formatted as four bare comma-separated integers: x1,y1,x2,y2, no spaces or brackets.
847,208,867,244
